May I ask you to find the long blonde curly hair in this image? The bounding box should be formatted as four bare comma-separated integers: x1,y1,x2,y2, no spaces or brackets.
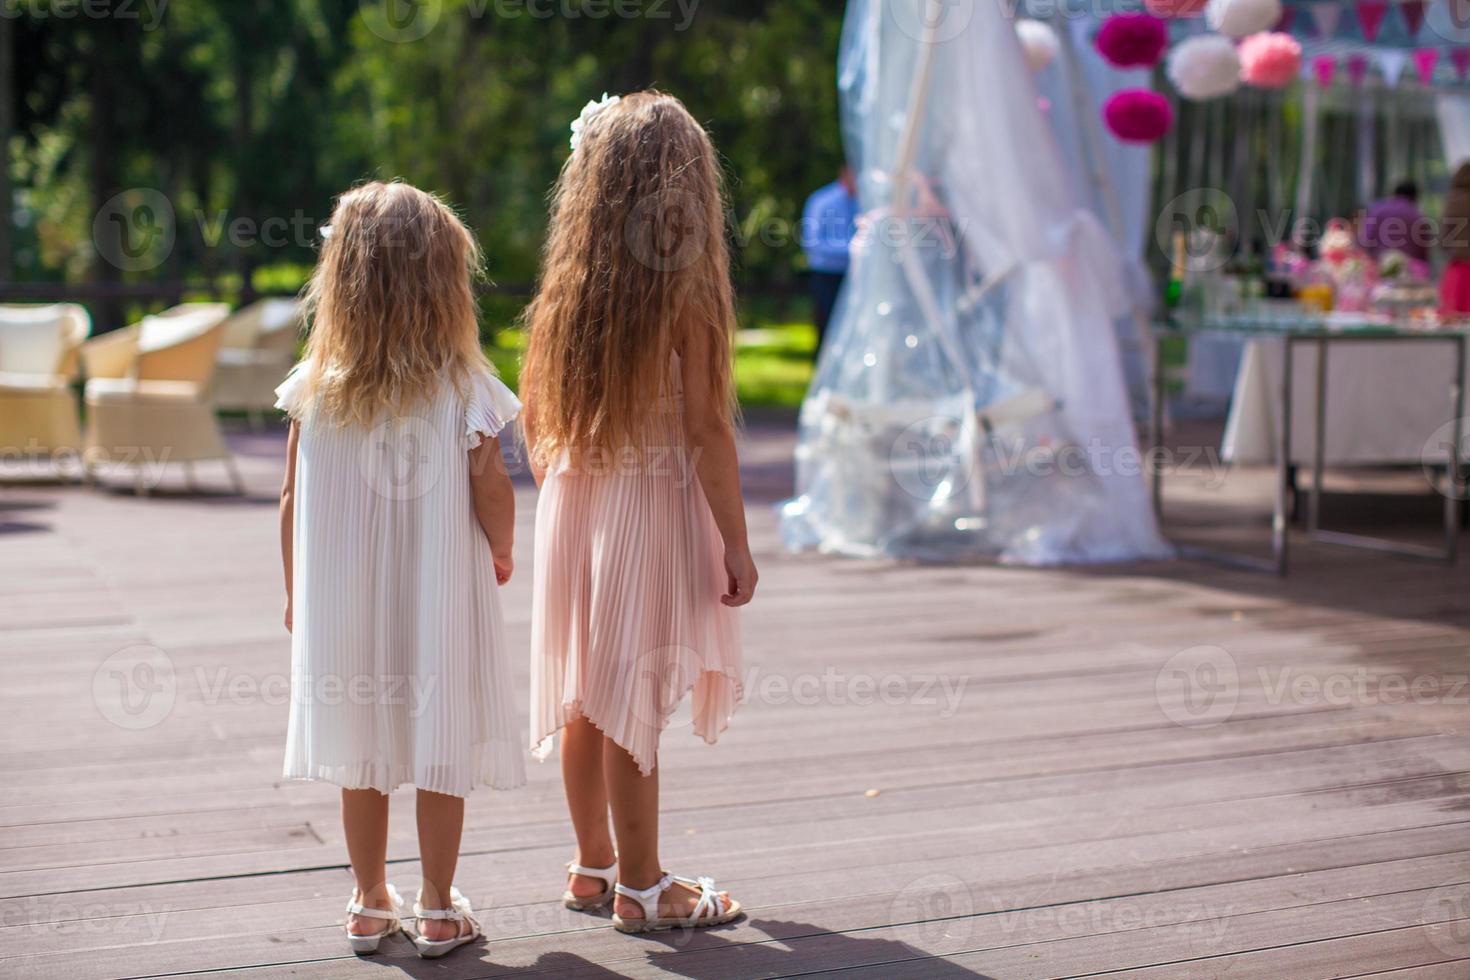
298,180,492,426
523,90,736,460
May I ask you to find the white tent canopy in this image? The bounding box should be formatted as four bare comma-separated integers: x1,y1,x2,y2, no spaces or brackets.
780,0,1170,565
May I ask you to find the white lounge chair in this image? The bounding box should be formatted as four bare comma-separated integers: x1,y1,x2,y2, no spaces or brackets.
81,302,241,495
213,298,302,429
0,303,91,478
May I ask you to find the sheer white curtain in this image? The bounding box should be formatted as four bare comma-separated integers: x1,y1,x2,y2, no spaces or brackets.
780,0,1170,565
1440,92,1470,167
1034,17,1155,418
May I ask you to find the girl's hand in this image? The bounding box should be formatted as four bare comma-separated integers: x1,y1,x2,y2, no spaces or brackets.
493,552,514,585
284,599,293,633
721,546,758,607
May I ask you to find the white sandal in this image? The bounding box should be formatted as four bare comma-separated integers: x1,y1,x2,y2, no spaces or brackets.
407,886,482,959
344,883,404,954
563,860,618,911
612,873,743,934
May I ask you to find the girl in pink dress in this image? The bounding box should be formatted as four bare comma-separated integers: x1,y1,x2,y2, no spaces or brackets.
522,90,756,933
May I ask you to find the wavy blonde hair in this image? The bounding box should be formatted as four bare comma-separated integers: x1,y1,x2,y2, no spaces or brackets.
523,90,736,460
298,181,491,425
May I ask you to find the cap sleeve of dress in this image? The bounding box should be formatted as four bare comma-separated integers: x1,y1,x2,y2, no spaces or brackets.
274,360,312,420
465,367,522,448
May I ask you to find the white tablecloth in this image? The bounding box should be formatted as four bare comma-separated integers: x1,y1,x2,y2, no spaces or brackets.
1221,338,1466,466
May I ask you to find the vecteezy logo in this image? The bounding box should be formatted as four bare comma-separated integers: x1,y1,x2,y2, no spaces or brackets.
1154,187,1238,274
890,415,972,501
92,189,175,273
889,873,975,947
624,191,706,272
1425,0,1470,42
1419,418,1470,501
1424,885,1470,956
360,415,444,501
888,0,974,44
92,644,177,730
361,0,441,42
1155,645,1239,728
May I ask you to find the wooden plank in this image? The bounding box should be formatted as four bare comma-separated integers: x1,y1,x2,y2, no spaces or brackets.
4,422,1470,976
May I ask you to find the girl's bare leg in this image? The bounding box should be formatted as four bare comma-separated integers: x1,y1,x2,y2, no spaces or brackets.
415,789,466,941
603,742,728,921
342,789,393,935
562,717,617,899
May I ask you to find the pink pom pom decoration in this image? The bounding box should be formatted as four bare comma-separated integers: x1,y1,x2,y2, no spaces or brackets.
1238,32,1302,89
1095,14,1170,68
1103,90,1174,143
1144,0,1208,16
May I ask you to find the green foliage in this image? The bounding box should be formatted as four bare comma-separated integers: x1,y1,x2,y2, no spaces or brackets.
13,0,846,289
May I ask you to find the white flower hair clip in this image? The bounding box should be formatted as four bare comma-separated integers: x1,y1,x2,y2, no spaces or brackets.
569,92,621,153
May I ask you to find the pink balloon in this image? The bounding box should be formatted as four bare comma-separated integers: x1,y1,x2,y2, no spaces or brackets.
1095,14,1170,68
1143,0,1209,17
1239,32,1303,89
1103,90,1174,143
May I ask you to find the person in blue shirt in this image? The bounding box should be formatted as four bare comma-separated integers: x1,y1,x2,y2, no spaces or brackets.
800,167,857,352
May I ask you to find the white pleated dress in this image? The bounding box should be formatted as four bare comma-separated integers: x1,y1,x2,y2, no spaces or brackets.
276,361,526,797
530,360,743,775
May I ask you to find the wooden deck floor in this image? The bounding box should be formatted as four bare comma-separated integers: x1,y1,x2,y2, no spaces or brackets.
2,418,1468,979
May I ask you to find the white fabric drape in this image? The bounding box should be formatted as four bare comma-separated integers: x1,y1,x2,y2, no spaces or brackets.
780,0,1170,564
1439,92,1470,167
1035,14,1155,417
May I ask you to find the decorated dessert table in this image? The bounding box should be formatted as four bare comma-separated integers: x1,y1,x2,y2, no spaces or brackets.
1151,312,1467,574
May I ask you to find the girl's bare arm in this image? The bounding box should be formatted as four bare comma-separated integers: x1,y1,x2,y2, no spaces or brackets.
469,436,517,584
280,421,299,631
680,326,757,607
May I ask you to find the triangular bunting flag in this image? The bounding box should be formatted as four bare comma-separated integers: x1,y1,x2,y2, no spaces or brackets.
1310,2,1342,36
1347,52,1370,86
1356,0,1389,41
1400,0,1427,36
1313,54,1338,87
1454,48,1470,81
1412,47,1439,86
1377,49,1409,87
1275,7,1296,31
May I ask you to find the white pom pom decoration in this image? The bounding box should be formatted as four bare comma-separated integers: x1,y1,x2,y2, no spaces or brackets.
1205,0,1281,38
1167,34,1243,99
1015,19,1060,72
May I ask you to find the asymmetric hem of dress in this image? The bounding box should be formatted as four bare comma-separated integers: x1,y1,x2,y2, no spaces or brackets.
532,664,744,776
529,357,743,776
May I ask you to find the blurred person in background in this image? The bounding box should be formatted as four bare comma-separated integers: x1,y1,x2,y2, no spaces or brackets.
1361,179,1431,262
1441,163,1470,317
800,165,858,354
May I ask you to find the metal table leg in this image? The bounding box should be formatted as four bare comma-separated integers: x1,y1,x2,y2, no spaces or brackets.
1150,333,1165,520
1308,336,1326,535
1272,338,1293,576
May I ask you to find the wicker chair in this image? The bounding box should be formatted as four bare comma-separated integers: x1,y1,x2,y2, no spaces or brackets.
0,303,92,478
81,302,240,494
213,298,302,429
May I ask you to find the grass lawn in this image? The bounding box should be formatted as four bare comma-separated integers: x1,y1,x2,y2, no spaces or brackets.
483,308,818,410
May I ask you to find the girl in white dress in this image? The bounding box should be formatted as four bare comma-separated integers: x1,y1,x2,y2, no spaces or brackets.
276,181,522,958
523,91,756,933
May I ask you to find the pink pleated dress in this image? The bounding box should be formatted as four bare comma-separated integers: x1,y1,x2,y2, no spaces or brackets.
530,358,742,774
